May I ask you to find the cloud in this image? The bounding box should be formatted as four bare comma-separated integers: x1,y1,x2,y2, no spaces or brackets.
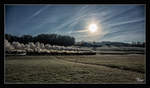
48,5,90,33
106,18,144,29
6,5,145,42
31,6,49,18
101,6,137,24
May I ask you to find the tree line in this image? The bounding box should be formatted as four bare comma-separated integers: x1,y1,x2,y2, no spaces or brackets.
5,34,75,46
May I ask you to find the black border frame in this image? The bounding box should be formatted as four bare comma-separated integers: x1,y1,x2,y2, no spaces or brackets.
1,0,150,88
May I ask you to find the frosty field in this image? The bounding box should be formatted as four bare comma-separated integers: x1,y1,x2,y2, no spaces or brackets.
5,54,145,84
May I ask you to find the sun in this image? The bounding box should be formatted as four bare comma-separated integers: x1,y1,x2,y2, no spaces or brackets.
88,24,98,33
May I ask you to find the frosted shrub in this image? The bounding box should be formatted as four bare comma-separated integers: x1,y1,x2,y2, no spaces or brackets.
16,49,26,53
36,47,41,53
57,46,61,50
45,44,51,49
42,49,49,53
26,48,34,53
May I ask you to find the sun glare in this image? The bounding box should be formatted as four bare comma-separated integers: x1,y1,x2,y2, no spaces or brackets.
89,24,97,33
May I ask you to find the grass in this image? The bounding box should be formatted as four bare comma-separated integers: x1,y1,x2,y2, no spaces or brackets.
57,54,145,73
5,55,145,84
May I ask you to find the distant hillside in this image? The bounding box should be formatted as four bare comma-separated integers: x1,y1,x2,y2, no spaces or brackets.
75,41,145,47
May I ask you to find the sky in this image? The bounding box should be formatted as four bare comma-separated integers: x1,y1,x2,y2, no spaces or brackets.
5,4,145,43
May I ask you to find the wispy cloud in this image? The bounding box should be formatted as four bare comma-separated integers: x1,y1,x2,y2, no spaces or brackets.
6,5,145,42
29,5,49,20
100,6,137,24
106,18,144,29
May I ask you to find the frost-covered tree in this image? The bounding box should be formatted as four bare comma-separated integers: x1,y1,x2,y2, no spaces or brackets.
5,39,14,51
35,42,40,48
12,41,22,49
24,44,30,50
40,43,45,49
29,42,35,49
20,43,25,49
